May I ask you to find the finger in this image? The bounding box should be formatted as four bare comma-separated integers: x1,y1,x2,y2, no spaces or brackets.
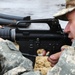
42,50,46,56
61,45,69,51
50,63,56,67
47,52,61,67
49,52,62,61
47,57,58,64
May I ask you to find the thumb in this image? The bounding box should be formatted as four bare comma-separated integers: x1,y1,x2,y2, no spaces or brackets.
61,45,69,51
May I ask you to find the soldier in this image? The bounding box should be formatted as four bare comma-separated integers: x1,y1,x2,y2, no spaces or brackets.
46,0,75,75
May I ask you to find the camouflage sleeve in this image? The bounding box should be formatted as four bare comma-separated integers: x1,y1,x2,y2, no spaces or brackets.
0,38,34,75
3,66,41,75
47,40,75,75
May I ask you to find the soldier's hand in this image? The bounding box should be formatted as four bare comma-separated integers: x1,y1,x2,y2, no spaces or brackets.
47,52,62,67
42,50,46,56
47,45,68,67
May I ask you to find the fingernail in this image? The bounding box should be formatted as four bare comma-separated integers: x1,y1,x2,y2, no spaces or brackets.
50,55,55,59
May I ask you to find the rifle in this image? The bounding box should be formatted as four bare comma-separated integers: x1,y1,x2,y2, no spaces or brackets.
0,13,31,27
0,16,72,63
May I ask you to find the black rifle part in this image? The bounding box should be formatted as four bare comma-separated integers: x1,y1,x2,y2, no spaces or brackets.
17,18,62,33
0,13,30,20
0,18,72,53
0,15,31,28
0,17,72,64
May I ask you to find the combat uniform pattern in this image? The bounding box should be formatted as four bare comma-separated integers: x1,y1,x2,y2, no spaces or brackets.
47,40,75,75
1,38,75,75
0,38,41,75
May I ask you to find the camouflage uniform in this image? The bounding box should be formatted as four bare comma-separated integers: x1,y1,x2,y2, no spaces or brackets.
0,38,41,75
1,38,75,75
47,40,75,75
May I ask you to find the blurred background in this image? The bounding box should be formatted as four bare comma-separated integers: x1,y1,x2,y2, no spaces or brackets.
0,0,67,29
